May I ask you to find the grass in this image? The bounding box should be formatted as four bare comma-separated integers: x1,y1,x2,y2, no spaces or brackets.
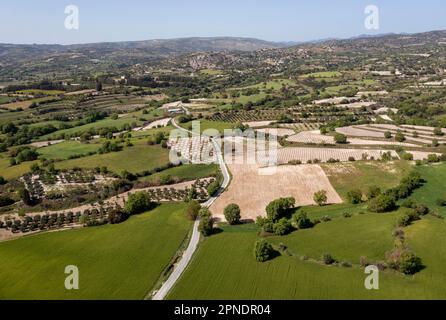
269,212,398,263
16,89,65,95
139,164,219,183
410,163,446,216
0,156,37,180
301,71,342,78
322,161,412,199
180,120,236,135
169,217,446,300
55,141,170,174
0,203,192,300
38,141,102,160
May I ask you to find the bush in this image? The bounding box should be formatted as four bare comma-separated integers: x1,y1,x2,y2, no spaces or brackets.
322,253,336,265
313,190,328,206
0,176,6,185
206,180,220,196
399,252,423,275
124,192,155,215
384,131,392,139
0,195,15,207
366,186,381,200
107,208,129,224
401,153,414,161
186,201,201,221
427,154,440,163
224,203,241,225
291,211,314,229
266,197,295,222
395,131,406,142
368,194,396,213
436,199,446,207
254,240,275,262
273,218,293,236
347,189,363,204
334,133,347,144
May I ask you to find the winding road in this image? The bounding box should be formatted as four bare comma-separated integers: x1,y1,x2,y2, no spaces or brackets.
151,119,230,300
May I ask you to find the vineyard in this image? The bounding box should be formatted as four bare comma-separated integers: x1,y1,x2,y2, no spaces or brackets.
270,147,400,164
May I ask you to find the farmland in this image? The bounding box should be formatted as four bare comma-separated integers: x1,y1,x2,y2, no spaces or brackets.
0,203,192,299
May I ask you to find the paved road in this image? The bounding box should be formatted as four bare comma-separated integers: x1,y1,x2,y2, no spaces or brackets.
151,119,230,300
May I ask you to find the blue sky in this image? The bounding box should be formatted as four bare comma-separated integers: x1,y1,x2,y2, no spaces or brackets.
1,0,445,44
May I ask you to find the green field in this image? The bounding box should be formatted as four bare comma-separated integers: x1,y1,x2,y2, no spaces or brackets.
38,141,102,160
168,217,446,300
180,120,236,135
139,164,219,183
55,141,170,174
0,203,192,300
301,71,343,78
410,163,446,216
0,156,37,180
269,212,398,263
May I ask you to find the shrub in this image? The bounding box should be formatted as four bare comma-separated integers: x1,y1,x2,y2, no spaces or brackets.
0,196,15,207
107,208,129,224
224,203,241,225
399,252,423,275
334,133,347,144
322,253,336,265
124,192,155,215
414,204,429,216
254,240,275,262
343,212,353,218
273,218,293,236
206,180,220,196
291,211,314,229
433,127,444,136
384,131,392,139
368,194,396,213
348,156,356,162
0,176,6,185
436,199,446,207
313,190,328,206
347,189,363,204
401,153,414,161
395,131,406,142
266,197,295,222
427,154,440,163
366,186,381,200
186,201,201,221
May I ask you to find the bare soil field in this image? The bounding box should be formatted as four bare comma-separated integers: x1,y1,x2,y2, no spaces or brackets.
243,121,273,128
255,128,295,137
143,118,172,130
272,147,399,164
210,164,342,220
287,130,417,147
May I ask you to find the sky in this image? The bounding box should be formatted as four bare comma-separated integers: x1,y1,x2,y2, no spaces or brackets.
1,0,445,45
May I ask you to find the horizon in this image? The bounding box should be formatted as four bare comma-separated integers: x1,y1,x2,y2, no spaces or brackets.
1,0,445,45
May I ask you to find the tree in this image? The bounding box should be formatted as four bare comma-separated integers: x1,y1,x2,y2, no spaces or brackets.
399,252,423,275
291,211,313,229
334,133,348,144
124,192,154,215
254,240,275,262
273,218,292,236
0,176,6,185
107,208,129,224
224,203,241,225
313,190,328,206
395,131,406,142
266,197,295,221
96,81,103,92
18,188,33,206
384,131,392,139
433,127,444,136
198,214,214,237
186,201,201,221
347,189,363,204
368,194,396,213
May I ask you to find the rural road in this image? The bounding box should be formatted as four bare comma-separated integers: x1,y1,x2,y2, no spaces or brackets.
151,118,230,300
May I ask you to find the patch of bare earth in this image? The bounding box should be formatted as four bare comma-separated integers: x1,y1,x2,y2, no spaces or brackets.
210,164,342,221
